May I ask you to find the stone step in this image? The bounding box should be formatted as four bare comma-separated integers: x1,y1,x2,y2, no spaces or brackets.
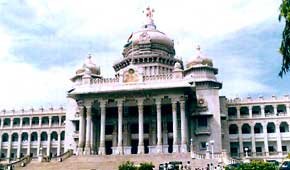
17,153,222,170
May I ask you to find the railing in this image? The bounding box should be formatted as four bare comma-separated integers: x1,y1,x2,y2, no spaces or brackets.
143,74,173,81
191,151,205,159
0,155,31,170
93,78,119,84
50,149,73,162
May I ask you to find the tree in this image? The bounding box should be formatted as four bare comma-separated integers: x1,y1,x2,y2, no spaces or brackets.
279,0,290,77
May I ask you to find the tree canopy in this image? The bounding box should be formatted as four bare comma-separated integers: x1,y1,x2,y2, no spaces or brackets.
279,0,290,77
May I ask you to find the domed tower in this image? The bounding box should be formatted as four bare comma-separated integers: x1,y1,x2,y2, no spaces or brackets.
113,7,182,76
71,54,102,85
184,46,223,153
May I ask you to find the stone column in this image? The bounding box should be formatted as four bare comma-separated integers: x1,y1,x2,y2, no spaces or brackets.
77,106,85,155
250,124,256,157
156,98,162,153
287,104,290,116
47,132,51,157
17,133,21,158
57,133,61,156
0,133,2,158
261,105,265,117
37,132,41,157
59,116,62,127
180,100,187,152
7,133,11,160
90,118,94,154
39,117,42,127
262,122,269,156
237,106,241,118
172,100,179,152
27,133,31,156
98,100,106,155
238,124,244,158
20,117,23,128
85,106,92,155
275,122,282,156
137,98,144,154
249,106,253,118
48,116,52,127
273,105,278,116
117,99,123,154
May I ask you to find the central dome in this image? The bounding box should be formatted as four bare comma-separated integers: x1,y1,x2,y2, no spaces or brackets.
127,26,174,48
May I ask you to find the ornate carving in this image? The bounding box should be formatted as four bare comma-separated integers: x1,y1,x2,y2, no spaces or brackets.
139,31,150,44
123,68,139,83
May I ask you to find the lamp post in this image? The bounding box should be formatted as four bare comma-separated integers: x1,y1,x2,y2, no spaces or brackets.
245,147,248,158
210,140,214,159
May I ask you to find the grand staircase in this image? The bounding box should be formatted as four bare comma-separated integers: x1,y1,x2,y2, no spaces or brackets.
17,153,221,170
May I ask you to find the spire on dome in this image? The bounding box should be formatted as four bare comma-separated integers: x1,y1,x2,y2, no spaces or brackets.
143,6,156,29
195,45,202,58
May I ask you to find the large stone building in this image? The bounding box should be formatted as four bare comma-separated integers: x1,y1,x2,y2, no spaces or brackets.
0,9,289,162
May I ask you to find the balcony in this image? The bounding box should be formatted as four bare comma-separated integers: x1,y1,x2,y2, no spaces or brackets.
229,134,239,140
195,127,211,135
242,134,251,140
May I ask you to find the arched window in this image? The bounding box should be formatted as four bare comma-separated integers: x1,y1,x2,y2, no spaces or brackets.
31,132,38,142
229,124,238,134
41,132,48,141
2,133,9,142
21,132,28,141
254,123,263,133
61,131,65,141
267,122,276,133
228,107,237,117
280,122,289,132
51,131,58,141
242,124,251,134
240,107,249,118
11,133,18,142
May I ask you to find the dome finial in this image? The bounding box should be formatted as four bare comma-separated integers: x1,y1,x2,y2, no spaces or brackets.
142,6,156,29
196,44,202,58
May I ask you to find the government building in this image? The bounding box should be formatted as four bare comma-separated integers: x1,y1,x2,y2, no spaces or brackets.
0,8,289,163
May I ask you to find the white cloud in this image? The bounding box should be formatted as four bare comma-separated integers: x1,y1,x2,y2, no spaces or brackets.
0,61,74,109
0,0,282,108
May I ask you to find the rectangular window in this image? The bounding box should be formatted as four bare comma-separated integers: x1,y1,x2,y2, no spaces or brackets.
256,147,262,153
282,146,287,152
268,146,275,152
200,142,207,150
197,117,207,127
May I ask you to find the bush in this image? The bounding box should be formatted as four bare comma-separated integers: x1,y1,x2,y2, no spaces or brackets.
138,162,154,170
225,161,276,170
119,161,137,170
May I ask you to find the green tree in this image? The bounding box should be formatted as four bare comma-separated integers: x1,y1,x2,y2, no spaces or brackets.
279,0,290,77
118,161,137,170
225,161,276,170
138,162,154,170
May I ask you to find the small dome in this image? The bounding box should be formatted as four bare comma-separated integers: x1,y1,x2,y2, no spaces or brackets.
186,45,213,68
174,62,182,69
76,54,101,75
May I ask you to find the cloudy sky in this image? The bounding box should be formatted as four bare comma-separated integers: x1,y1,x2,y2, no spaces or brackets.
0,0,289,109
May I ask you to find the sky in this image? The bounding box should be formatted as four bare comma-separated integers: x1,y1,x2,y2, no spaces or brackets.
0,0,289,109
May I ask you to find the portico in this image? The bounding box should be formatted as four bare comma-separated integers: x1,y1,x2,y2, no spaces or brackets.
76,94,189,155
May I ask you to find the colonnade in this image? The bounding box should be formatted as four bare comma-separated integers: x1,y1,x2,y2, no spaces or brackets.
77,97,189,155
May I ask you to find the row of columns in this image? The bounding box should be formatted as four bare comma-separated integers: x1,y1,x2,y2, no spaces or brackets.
0,132,63,159
77,97,188,155
234,104,290,119
0,115,65,129
237,122,283,157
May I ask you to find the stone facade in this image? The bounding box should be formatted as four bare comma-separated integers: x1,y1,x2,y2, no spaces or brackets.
223,95,290,159
0,107,65,160
0,10,289,162
65,14,223,157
